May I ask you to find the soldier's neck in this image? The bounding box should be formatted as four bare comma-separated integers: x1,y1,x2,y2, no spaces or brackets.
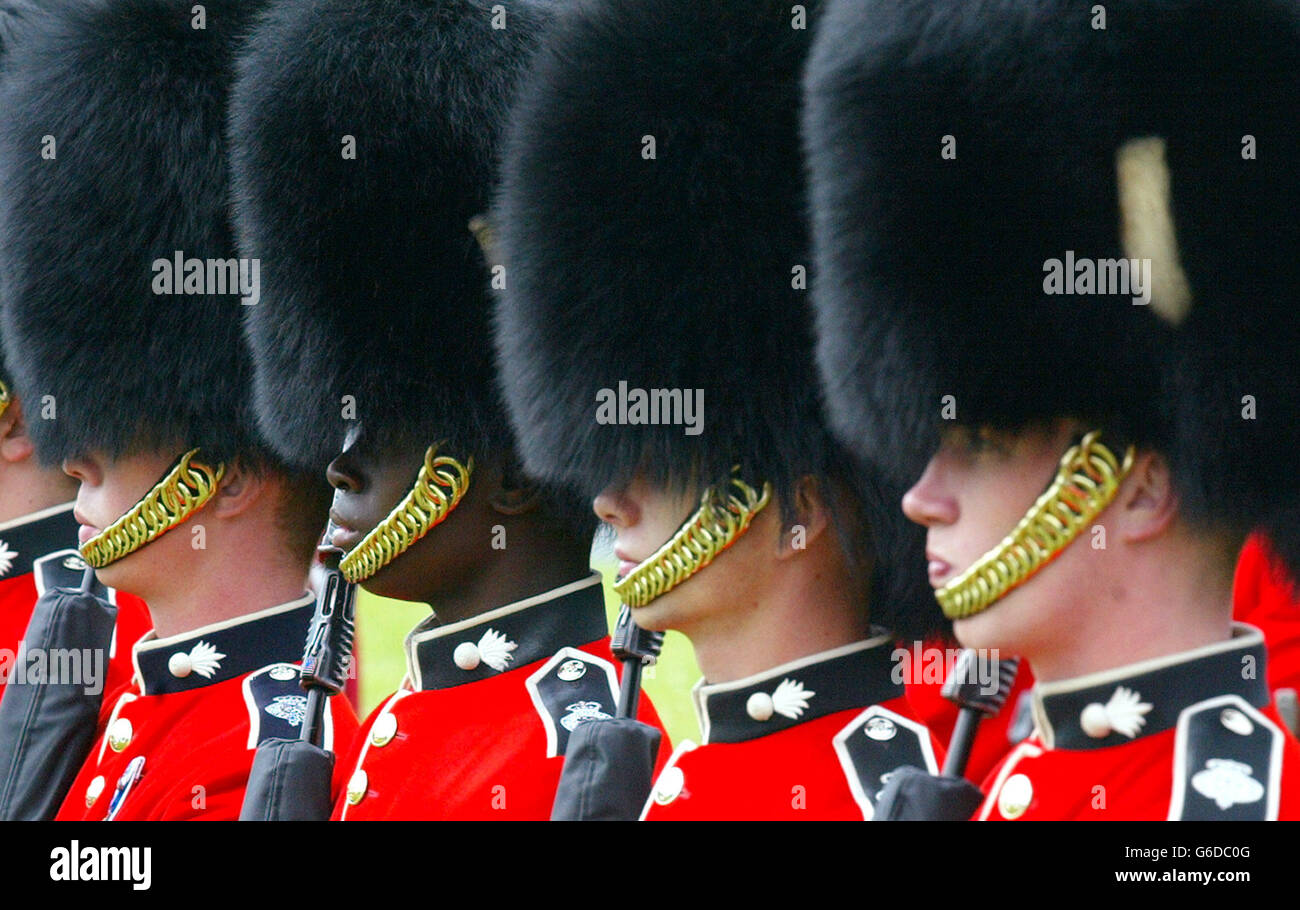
423,527,594,628
1026,555,1234,684
125,526,312,640
689,561,869,685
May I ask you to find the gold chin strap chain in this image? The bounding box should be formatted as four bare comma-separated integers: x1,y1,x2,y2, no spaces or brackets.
338,444,473,584
613,475,773,609
936,431,1135,621
79,449,226,569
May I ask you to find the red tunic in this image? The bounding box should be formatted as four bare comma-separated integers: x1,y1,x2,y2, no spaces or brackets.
56,595,358,820
0,504,151,706
976,625,1300,820
642,636,944,820
1233,533,1300,706
333,574,670,820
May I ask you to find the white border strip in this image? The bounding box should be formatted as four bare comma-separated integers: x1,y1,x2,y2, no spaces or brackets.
0,500,74,534
976,740,1043,820
338,689,411,820
1037,624,1264,699
638,739,699,821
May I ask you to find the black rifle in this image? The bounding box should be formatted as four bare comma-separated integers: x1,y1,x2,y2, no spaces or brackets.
298,541,357,747
873,649,1021,820
550,604,666,820
238,531,357,820
610,604,664,718
941,649,1020,778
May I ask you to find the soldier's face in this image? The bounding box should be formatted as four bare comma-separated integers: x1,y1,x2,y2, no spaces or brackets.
594,473,777,634
325,426,489,607
902,421,1086,655
62,448,196,591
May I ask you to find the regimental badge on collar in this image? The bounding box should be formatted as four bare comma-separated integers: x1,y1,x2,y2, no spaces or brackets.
167,640,226,679
452,628,517,673
1079,686,1153,740
745,678,815,723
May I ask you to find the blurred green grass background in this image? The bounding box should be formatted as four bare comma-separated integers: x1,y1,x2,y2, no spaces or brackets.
354,556,702,745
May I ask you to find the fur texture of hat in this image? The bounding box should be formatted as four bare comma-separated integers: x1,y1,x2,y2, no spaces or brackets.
805,0,1300,559
495,0,939,635
0,0,271,464
231,0,549,472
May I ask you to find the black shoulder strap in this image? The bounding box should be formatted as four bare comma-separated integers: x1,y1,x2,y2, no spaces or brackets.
33,549,109,599
524,647,619,758
243,664,316,749
1169,695,1282,821
833,705,939,820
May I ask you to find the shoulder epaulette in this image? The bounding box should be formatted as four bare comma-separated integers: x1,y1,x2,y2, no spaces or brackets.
242,663,334,750
833,705,939,820
1169,694,1283,820
524,647,619,758
33,550,109,600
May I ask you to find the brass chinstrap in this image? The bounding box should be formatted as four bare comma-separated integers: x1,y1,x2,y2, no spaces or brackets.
338,444,473,584
936,431,1134,620
80,448,226,568
613,474,773,609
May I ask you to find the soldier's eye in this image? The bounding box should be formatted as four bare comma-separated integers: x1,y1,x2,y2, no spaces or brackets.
965,426,1015,456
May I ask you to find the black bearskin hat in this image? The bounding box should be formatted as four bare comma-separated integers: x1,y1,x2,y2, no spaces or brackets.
0,0,271,465
231,0,550,473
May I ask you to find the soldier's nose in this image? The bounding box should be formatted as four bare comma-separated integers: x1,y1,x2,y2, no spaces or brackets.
901,460,958,528
326,452,364,493
593,486,638,529
62,455,99,485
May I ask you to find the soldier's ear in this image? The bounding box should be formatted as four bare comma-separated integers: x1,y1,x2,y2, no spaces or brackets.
489,458,545,517
775,475,831,559
209,454,271,519
1115,449,1178,545
0,397,36,465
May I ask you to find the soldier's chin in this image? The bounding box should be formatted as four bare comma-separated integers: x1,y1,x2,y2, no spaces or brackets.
357,560,409,603
620,587,684,634
89,551,144,600
357,547,437,608
951,586,1036,656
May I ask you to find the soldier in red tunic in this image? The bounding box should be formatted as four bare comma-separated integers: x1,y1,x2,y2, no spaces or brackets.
804,0,1300,820
228,0,669,821
0,0,357,821
492,0,946,820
